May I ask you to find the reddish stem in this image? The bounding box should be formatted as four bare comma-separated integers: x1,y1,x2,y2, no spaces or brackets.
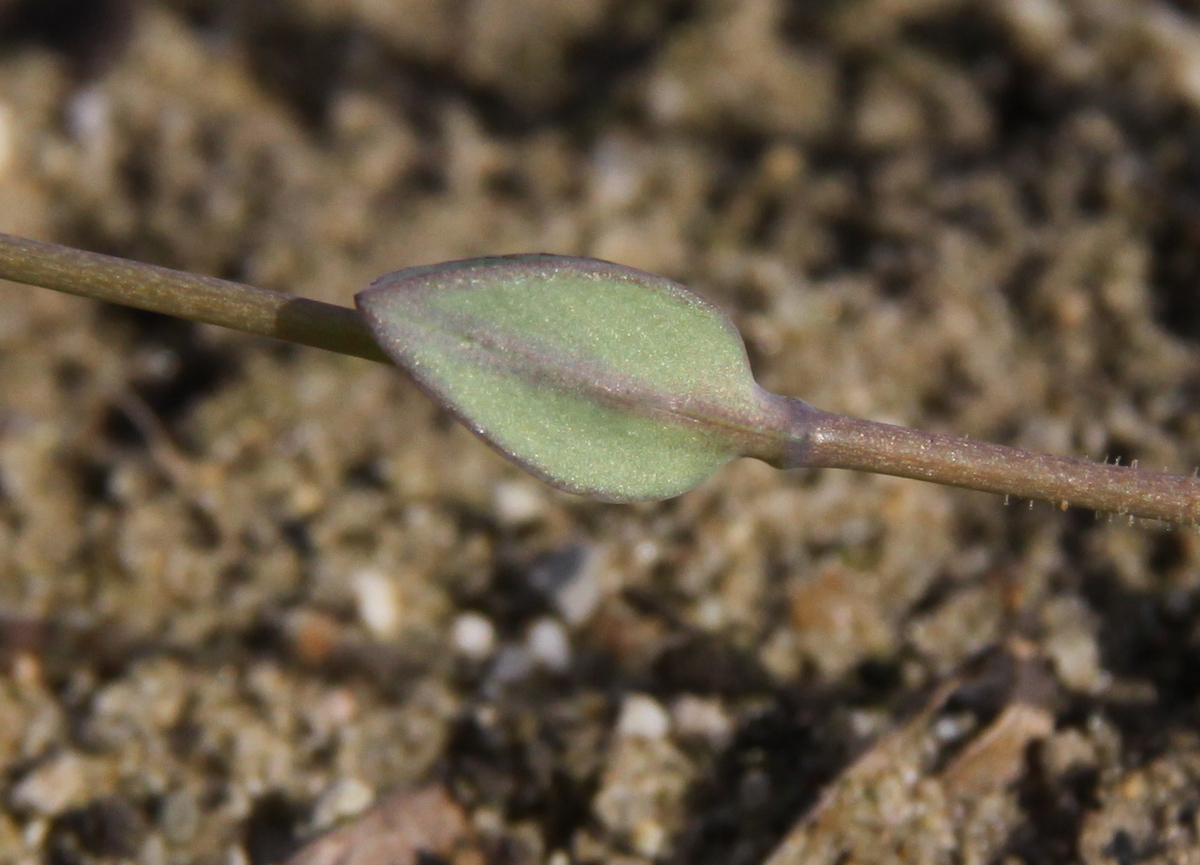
778,398,1200,525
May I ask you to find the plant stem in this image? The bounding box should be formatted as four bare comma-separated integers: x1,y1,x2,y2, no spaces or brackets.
3,232,1197,522
781,398,1200,525
0,232,389,363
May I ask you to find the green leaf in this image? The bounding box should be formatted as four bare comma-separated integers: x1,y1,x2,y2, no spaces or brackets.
356,255,778,501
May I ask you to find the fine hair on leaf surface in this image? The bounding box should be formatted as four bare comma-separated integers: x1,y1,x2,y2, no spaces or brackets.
356,254,787,501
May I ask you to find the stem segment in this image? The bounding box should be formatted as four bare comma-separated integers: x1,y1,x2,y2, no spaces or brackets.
0,232,389,363
783,399,1200,525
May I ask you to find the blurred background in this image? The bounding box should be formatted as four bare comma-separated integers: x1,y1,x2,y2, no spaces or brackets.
2,1,1200,863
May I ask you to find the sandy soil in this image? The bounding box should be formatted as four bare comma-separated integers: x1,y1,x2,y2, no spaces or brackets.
2,1,1200,863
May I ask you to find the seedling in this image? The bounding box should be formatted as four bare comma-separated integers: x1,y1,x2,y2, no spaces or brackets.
1,232,1196,524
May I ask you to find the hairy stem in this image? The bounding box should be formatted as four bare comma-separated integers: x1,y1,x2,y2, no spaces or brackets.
0,232,389,363
781,399,1200,525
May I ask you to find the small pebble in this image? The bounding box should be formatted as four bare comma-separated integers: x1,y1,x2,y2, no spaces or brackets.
452,612,497,661
23,818,48,849
529,544,603,626
314,688,359,728
616,694,670,740
553,560,601,626
352,569,400,639
472,805,504,835
590,135,648,213
632,819,668,858
1041,596,1107,693
64,86,111,147
139,833,168,865
933,713,975,743
631,540,659,569
532,542,600,623
1041,728,1099,778
693,597,725,631
10,751,87,815
847,709,889,740
493,480,546,526
526,617,571,672
289,483,324,517
670,695,733,748
311,777,375,830
1003,0,1071,56
11,653,42,691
